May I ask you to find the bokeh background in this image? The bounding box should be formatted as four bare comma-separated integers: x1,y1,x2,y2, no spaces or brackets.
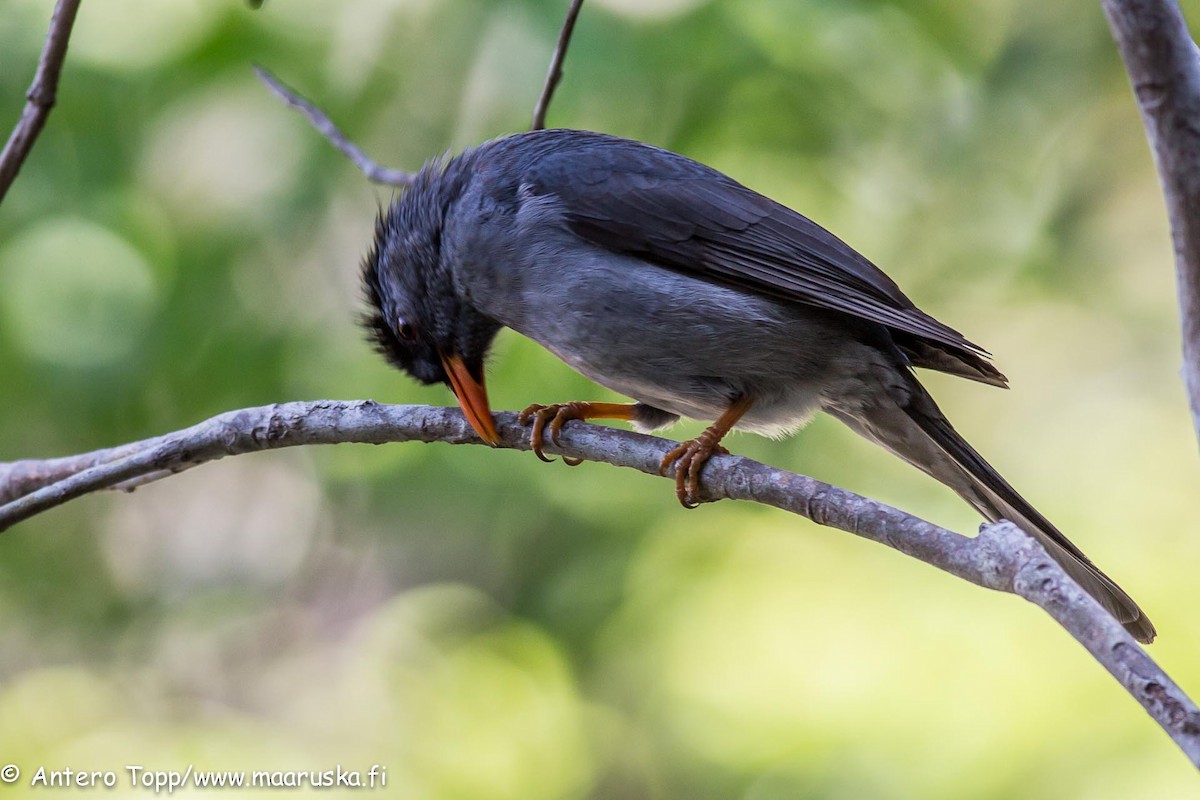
1,0,1198,796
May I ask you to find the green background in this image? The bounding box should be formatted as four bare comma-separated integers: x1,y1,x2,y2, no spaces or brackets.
1,0,1198,796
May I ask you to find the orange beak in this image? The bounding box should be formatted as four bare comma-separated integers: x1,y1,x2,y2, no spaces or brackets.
440,352,500,446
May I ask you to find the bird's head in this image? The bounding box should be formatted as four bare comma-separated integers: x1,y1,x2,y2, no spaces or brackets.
361,165,503,445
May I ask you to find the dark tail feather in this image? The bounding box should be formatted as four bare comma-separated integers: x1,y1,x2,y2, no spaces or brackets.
827,375,1155,643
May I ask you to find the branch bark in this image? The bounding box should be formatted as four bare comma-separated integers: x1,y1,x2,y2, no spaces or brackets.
0,400,1196,764
1102,0,1200,447
0,0,82,203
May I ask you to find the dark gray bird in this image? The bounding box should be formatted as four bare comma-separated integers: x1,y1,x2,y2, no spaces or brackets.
361,128,1155,643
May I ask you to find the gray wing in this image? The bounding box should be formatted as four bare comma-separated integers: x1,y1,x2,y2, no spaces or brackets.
501,130,1005,386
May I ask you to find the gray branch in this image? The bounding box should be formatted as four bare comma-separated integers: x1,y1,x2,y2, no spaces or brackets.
0,0,82,202
253,66,416,187
1102,0,1200,447
0,400,1196,765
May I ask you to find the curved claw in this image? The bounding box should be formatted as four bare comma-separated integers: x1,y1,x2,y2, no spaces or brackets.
532,432,556,463
519,404,558,462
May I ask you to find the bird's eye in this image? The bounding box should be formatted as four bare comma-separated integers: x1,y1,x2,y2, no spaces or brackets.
396,319,419,343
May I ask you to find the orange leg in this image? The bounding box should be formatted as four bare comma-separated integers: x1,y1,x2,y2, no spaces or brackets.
658,395,753,509
518,402,638,465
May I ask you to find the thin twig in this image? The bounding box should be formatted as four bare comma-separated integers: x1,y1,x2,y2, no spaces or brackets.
0,400,1196,764
253,66,416,187
532,0,585,130
0,0,83,203
1102,0,1200,448
256,1,584,182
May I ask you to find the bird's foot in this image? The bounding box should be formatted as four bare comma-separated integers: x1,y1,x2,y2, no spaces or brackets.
519,401,637,465
518,402,591,465
657,396,751,508
659,434,730,509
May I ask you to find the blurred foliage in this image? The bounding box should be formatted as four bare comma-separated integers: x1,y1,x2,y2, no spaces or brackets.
1,0,1199,796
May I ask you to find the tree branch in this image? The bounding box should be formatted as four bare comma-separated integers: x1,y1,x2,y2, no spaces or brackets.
532,0,585,130
253,66,416,187
0,0,82,203
1102,0,1200,447
0,400,1196,765
257,0,586,184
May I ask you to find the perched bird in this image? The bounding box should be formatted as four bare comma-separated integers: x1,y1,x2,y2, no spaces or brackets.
361,129,1154,643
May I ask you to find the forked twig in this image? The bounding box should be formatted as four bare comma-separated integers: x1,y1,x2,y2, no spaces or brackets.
257,0,587,183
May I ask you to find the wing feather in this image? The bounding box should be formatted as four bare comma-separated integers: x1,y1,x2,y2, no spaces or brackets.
489,130,1003,383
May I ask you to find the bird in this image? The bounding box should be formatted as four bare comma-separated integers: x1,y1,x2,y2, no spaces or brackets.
360,128,1155,643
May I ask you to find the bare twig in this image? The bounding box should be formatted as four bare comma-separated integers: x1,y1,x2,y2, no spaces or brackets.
0,400,1196,764
0,0,82,203
253,66,416,187
1102,0,1200,448
258,1,585,182
0,441,150,505
532,0,585,130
